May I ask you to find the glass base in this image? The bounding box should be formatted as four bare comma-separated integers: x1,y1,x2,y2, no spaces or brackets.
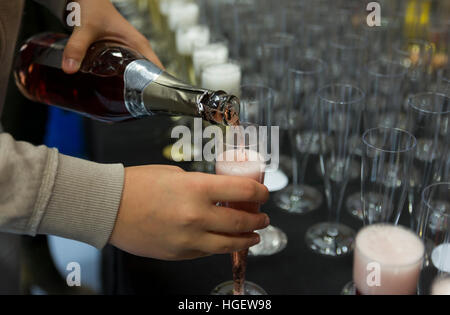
211,281,267,295
345,192,364,221
341,281,356,295
274,184,323,214
305,222,355,256
315,160,360,181
249,225,288,256
264,170,289,192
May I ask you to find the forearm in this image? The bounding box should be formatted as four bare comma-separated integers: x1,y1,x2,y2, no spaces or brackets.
0,132,124,248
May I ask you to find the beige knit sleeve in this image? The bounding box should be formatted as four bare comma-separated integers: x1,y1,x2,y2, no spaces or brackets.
0,133,124,248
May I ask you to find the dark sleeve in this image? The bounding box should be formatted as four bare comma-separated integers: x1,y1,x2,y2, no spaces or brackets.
33,0,68,23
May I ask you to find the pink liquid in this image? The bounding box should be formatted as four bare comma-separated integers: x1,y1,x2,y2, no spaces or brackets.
354,224,424,295
216,149,265,295
432,277,450,295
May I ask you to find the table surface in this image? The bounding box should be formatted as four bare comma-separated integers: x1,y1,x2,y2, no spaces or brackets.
87,116,410,295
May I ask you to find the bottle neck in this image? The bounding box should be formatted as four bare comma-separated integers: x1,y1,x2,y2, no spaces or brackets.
124,59,240,125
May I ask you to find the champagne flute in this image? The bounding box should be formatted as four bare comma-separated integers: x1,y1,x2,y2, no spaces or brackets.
342,127,417,294
406,92,450,231
239,85,288,256
393,39,433,109
417,182,450,295
347,223,425,295
274,57,326,214
305,84,365,256
261,32,296,183
211,123,268,295
346,59,408,220
326,33,368,85
361,127,417,225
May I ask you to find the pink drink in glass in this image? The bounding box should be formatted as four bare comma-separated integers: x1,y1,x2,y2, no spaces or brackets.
353,224,424,295
216,149,265,295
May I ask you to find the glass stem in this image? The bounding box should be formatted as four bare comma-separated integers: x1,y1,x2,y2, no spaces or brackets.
231,249,248,295
288,129,301,195
326,179,348,229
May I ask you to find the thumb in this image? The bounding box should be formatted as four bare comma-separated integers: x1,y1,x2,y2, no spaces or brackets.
62,28,97,74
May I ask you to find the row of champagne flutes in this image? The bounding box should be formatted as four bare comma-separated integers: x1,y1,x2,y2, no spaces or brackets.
115,0,450,294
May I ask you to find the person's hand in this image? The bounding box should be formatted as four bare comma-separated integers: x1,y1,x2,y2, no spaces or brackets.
62,0,163,74
109,165,270,260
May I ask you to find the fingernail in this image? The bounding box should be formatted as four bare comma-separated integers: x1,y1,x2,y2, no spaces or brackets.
253,235,260,244
63,58,80,72
264,215,270,226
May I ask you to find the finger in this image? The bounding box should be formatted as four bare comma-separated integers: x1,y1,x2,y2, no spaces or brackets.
154,164,184,172
206,206,270,234
198,232,261,254
203,175,269,203
135,40,165,70
62,27,99,74
165,250,211,261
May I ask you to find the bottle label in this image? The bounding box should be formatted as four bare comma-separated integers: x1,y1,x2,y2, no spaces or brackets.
124,59,163,117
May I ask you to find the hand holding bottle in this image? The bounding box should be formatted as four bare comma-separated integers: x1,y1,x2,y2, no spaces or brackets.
62,0,164,74
109,165,270,260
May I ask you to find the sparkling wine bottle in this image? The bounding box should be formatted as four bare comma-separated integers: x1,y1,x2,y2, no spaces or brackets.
14,33,240,125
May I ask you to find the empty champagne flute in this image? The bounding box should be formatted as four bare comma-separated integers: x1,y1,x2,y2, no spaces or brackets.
261,32,296,101
305,84,365,256
417,182,450,295
274,57,326,214
361,127,417,225
261,33,296,181
393,39,433,107
406,92,450,231
211,123,268,295
326,33,368,85
239,85,288,256
346,59,408,220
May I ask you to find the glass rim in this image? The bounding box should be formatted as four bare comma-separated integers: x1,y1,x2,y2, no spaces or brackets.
355,223,425,268
362,127,417,154
239,84,275,98
421,182,450,218
408,92,450,115
288,57,326,75
317,83,366,105
367,59,408,78
329,33,368,50
223,122,260,149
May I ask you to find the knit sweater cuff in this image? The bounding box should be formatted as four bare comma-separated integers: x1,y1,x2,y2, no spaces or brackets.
38,153,124,249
